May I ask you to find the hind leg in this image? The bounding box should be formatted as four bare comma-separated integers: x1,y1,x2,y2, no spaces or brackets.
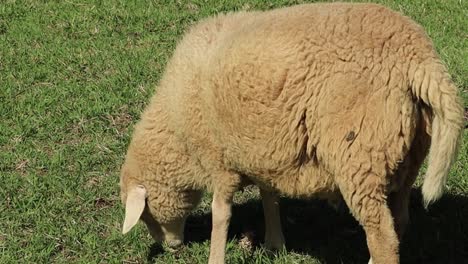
338,172,399,264
388,187,411,241
388,164,418,240
390,129,430,240
362,196,399,264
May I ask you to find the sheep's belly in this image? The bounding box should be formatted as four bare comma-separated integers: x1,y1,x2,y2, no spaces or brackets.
225,146,337,198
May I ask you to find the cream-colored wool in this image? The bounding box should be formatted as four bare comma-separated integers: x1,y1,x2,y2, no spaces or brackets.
120,3,464,264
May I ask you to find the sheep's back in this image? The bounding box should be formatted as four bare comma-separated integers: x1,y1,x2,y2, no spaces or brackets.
196,3,429,184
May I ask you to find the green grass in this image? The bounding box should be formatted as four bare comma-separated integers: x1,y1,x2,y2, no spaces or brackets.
0,0,466,263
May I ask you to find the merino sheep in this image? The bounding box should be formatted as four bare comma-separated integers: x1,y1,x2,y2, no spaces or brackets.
120,3,464,264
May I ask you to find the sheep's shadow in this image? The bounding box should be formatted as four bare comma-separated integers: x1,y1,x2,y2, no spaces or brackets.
148,188,468,263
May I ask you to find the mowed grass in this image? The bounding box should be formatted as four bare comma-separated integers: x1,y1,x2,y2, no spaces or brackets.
0,0,466,263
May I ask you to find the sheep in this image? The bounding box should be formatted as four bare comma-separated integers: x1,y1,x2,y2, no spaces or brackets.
119,3,465,264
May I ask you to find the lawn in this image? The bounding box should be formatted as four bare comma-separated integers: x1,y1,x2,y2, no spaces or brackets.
0,0,466,263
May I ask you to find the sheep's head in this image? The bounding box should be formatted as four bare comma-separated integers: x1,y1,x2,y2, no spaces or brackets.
119,152,202,248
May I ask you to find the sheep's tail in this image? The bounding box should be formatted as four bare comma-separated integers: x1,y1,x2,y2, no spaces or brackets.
410,58,464,208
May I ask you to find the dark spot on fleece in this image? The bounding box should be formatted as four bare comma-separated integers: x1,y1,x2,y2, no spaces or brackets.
346,131,356,142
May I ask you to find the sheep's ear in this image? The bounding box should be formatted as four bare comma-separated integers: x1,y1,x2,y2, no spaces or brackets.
122,185,147,234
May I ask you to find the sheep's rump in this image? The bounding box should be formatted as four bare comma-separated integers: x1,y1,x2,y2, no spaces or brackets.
163,3,437,195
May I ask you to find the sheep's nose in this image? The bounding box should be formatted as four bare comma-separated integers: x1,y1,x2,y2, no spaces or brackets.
165,239,183,248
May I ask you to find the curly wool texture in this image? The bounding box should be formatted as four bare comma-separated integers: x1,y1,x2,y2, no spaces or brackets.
121,2,463,240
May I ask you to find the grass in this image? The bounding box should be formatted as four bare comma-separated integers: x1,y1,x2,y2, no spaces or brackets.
0,0,466,263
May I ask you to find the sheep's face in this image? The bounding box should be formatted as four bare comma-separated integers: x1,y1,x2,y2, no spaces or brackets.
141,188,202,247
120,154,202,248
140,208,186,248
121,184,201,247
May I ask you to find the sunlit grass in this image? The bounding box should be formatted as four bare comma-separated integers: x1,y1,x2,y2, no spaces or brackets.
0,0,466,263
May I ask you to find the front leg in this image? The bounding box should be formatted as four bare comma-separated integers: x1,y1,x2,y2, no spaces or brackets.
260,188,285,251
208,191,233,264
208,172,240,264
